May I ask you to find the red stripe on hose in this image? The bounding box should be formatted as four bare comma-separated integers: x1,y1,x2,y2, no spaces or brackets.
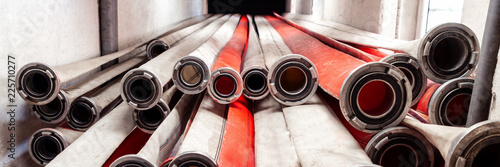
212,15,249,72
264,15,367,99
348,43,388,60
415,81,440,115
217,96,255,167
102,128,151,167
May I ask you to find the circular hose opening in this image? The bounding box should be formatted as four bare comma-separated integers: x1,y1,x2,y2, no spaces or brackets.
444,93,470,126
279,66,307,95
380,144,418,167
118,162,148,167
179,160,208,167
357,80,396,117
472,143,500,167
214,75,236,97
138,106,164,127
151,45,167,58
38,98,63,117
180,63,203,87
245,71,266,93
69,102,93,126
34,136,61,161
24,70,51,97
129,78,154,102
430,37,468,73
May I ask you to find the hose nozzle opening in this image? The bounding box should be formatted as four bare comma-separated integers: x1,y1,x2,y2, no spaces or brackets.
110,154,155,167
419,23,479,83
170,151,217,167
29,129,67,165
242,66,269,100
341,62,411,132
173,56,210,95
208,68,243,104
33,91,70,123
428,77,473,126
146,40,170,59
121,69,162,110
134,100,169,134
17,63,59,105
67,97,98,131
268,54,318,106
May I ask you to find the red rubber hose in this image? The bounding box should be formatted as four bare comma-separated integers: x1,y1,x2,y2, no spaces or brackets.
102,128,151,167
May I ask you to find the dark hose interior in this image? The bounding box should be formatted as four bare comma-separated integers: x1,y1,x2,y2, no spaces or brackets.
471,143,500,167
431,37,468,72
279,67,306,94
380,144,418,167
38,98,63,117
179,160,209,167
139,106,164,127
445,93,471,126
151,45,167,58
69,102,93,125
245,71,266,93
130,78,154,102
214,75,236,97
34,136,61,161
24,70,51,97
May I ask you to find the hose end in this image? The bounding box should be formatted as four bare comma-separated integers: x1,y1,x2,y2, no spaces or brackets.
67,96,100,131
447,120,500,167
418,23,479,83
268,54,318,106
173,56,210,95
17,63,59,105
428,77,474,126
121,68,163,110
134,99,170,134
380,53,427,106
208,67,244,104
170,151,217,167
340,62,411,132
32,91,70,124
242,66,269,100
365,127,435,167
28,128,69,165
110,154,155,167
146,40,170,59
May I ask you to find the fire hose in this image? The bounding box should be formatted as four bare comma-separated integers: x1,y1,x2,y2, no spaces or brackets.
31,56,146,123
121,15,231,110
207,15,248,104
283,13,480,84
265,15,411,132
110,93,201,167
241,15,269,100
254,16,318,106
172,14,240,95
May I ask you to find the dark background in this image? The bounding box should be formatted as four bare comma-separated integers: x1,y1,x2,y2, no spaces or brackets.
207,0,287,14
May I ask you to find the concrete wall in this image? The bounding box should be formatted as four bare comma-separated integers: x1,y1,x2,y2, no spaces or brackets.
0,0,203,166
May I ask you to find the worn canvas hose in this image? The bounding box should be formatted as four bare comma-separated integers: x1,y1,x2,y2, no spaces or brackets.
31,56,146,123
146,15,218,59
403,117,500,167
282,93,378,166
415,78,474,126
110,93,201,167
266,15,411,132
67,77,123,131
275,13,427,106
121,15,231,110
241,15,269,100
253,95,299,166
283,13,480,84
254,16,318,106
16,36,150,106
169,93,254,167
319,90,435,167
28,123,84,165
172,14,240,96
208,15,248,104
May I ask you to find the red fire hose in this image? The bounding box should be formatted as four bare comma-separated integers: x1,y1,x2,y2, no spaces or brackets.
208,15,249,104
265,15,411,132
102,128,151,167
